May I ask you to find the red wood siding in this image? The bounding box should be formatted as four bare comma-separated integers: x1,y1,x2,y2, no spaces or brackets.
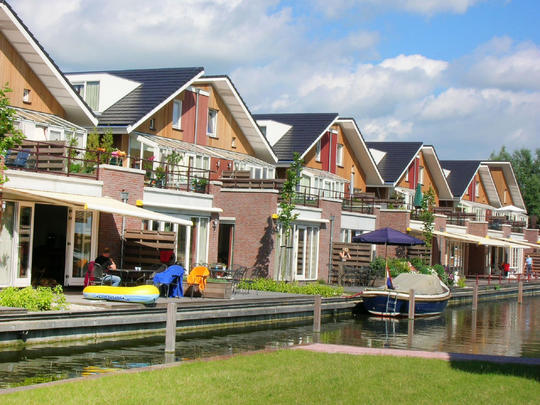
330,132,337,174
180,90,209,145
321,132,330,172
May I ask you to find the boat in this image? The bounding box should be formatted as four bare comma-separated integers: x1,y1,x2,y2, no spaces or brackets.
82,285,160,304
361,273,450,317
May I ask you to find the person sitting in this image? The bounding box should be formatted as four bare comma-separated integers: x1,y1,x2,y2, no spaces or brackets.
95,248,121,286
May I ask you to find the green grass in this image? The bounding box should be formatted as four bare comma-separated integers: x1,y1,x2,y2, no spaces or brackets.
1,350,538,404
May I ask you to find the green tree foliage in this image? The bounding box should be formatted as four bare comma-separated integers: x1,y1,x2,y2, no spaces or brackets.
276,152,303,280
419,187,436,250
83,129,115,172
490,146,540,219
0,84,25,183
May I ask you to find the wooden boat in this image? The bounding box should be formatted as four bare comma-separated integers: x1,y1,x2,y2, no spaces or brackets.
361,273,450,317
83,285,160,304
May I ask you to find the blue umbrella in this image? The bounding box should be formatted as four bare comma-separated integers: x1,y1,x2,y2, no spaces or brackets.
352,227,425,246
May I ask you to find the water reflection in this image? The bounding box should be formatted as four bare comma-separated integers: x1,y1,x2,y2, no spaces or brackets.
0,296,538,388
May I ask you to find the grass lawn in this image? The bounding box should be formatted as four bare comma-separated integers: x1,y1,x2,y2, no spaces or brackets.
1,350,538,404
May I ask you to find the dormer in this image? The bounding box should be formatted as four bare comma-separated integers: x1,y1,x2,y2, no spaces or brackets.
369,148,387,165
66,73,141,113
256,120,292,146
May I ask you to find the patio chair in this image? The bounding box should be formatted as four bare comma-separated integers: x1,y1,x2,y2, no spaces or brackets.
186,266,210,298
5,150,30,169
230,266,248,294
86,262,108,286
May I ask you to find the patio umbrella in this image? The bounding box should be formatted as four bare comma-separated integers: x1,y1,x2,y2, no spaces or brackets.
352,227,425,257
352,227,426,289
413,184,423,208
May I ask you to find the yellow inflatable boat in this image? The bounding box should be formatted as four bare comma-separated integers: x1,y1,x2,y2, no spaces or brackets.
83,285,160,304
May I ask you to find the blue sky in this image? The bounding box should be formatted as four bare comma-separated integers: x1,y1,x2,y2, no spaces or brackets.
11,0,540,159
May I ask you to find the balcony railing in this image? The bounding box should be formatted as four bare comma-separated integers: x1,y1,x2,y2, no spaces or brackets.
5,140,102,179
341,193,406,214
431,207,477,226
133,156,212,194
487,216,526,233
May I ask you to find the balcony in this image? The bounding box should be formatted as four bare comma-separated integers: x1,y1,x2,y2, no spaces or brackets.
487,216,526,233
5,140,102,179
341,193,406,215
430,207,477,226
133,156,212,194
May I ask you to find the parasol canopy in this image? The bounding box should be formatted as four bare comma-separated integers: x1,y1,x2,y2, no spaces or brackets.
352,227,425,246
413,184,423,208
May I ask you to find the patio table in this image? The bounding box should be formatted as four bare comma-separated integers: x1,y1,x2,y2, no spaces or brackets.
109,269,155,286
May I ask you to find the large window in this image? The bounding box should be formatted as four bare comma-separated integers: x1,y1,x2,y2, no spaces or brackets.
295,226,319,280
72,210,93,278
173,100,182,129
18,205,33,279
446,241,464,273
85,82,100,111
207,109,218,137
190,217,209,265
0,202,16,285
419,166,424,185
315,141,321,161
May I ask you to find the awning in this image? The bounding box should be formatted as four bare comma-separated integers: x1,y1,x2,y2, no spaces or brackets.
432,230,524,248
3,187,192,226
493,237,540,250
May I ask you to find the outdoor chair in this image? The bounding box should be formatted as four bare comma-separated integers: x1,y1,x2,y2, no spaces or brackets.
5,150,30,169
230,266,248,294
86,262,109,286
186,266,210,298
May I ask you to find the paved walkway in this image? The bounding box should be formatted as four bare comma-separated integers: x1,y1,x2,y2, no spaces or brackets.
293,343,540,365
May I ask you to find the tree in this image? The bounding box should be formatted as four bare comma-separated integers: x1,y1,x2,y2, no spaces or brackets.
490,146,540,220
276,152,303,281
0,84,25,184
419,187,436,251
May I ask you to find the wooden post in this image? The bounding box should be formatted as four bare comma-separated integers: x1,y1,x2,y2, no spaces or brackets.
407,319,414,348
408,289,415,320
165,302,177,353
518,281,523,304
313,295,321,333
472,283,478,311
488,274,491,286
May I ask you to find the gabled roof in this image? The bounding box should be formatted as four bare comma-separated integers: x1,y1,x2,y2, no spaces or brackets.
366,142,423,185
481,161,526,210
0,1,96,126
440,160,482,198
421,145,453,200
252,113,338,161
194,76,277,164
67,67,204,130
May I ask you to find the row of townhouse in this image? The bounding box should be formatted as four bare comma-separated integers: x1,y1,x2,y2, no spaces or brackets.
0,1,537,288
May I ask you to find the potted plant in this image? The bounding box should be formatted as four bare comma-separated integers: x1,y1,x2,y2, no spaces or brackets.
203,278,233,299
192,177,208,192
154,166,167,188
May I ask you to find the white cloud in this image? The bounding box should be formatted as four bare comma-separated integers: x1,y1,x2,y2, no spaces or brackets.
315,0,485,17
456,37,540,91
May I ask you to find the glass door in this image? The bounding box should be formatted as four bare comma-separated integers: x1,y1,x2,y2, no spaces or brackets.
295,227,307,280
14,204,33,286
0,201,16,286
65,209,97,286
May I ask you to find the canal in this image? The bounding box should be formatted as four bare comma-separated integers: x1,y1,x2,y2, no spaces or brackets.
0,296,538,388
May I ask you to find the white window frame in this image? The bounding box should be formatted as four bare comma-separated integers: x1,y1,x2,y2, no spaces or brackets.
172,100,182,130
419,166,424,185
475,179,480,198
23,88,31,103
336,143,344,167
316,140,321,161
48,127,64,141
149,118,156,130
207,108,218,137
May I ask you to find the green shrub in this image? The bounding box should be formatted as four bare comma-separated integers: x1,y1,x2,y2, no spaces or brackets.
457,277,467,288
237,279,343,297
0,285,68,311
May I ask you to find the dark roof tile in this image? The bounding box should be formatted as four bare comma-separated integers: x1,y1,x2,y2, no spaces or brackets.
440,160,482,197
67,67,204,127
366,142,423,184
253,113,338,161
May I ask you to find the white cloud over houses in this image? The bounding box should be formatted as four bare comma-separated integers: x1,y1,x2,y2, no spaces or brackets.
9,0,540,159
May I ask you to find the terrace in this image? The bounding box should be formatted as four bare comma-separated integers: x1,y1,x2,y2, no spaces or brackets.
5,141,213,194
487,216,527,233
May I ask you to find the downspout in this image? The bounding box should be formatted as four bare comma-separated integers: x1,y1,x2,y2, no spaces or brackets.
193,89,200,145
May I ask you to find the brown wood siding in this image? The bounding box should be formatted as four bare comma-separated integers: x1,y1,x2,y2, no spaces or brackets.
0,31,65,117
463,173,488,204
194,84,255,156
397,151,440,204
304,124,367,192
134,95,183,140
489,167,515,206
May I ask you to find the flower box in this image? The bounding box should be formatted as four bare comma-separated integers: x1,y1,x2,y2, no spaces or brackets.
202,280,232,299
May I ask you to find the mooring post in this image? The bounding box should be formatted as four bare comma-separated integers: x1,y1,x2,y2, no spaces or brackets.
472,283,478,311
407,319,414,348
165,302,177,353
313,295,321,333
488,274,491,286
408,289,415,320
518,280,523,304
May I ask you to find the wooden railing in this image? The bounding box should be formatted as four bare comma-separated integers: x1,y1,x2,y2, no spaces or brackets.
5,140,102,179
432,207,477,226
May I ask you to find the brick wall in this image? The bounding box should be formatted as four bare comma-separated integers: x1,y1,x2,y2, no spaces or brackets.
502,224,512,238
318,199,342,282
214,189,278,275
97,166,145,261
375,209,410,258
467,221,488,237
